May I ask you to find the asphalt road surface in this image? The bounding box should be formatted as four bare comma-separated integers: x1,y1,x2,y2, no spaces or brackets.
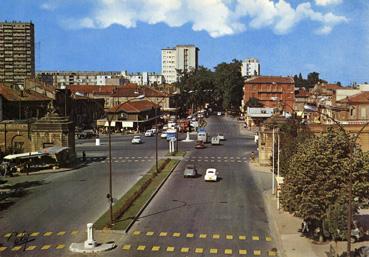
110,115,277,257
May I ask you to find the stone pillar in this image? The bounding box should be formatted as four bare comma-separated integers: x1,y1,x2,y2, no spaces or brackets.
84,223,96,249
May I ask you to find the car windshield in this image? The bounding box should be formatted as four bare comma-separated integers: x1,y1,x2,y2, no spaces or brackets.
186,165,194,169
207,170,215,174
134,136,140,139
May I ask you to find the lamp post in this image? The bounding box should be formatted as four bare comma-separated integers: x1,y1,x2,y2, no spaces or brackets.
106,112,114,227
303,104,369,256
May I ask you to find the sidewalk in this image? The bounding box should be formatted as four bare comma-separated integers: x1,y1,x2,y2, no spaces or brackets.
250,162,321,257
250,162,369,257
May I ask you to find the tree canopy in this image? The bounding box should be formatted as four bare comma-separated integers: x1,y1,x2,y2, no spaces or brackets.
280,128,369,237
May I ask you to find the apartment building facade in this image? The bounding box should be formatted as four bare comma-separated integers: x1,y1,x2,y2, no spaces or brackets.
241,58,260,78
0,21,35,86
161,45,199,84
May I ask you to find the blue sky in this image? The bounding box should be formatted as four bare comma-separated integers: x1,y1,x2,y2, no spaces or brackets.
0,0,367,85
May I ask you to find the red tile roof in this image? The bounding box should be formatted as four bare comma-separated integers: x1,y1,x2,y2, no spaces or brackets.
0,84,51,101
68,85,118,95
108,100,159,113
112,84,168,98
295,89,310,97
245,76,294,84
338,91,369,103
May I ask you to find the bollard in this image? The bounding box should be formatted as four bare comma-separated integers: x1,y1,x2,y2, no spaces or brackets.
84,223,96,249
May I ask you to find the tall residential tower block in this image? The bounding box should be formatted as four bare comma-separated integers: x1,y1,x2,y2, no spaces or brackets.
0,21,35,86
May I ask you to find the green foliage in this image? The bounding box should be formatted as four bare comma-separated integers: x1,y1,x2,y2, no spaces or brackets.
323,200,348,240
293,72,327,89
280,128,369,225
214,59,244,111
245,97,263,108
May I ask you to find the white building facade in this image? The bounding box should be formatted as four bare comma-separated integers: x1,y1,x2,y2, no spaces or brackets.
162,45,199,84
241,58,260,78
121,71,164,86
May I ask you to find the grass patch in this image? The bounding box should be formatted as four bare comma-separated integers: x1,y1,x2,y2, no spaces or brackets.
94,159,179,230
165,151,186,157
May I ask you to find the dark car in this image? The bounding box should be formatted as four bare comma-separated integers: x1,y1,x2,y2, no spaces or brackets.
77,130,96,139
184,164,198,178
195,140,206,149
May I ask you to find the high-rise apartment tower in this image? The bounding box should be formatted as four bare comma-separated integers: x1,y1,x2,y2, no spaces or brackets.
0,21,35,86
161,45,199,84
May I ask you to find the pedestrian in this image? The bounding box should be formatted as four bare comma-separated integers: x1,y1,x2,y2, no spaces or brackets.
82,151,86,162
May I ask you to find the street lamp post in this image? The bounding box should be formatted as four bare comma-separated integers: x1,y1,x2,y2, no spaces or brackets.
106,112,114,227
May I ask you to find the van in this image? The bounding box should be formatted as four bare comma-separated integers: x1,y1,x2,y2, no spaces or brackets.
197,131,209,143
211,136,220,145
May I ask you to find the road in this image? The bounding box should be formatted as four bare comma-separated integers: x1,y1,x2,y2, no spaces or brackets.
0,115,276,256
0,131,175,256
111,115,277,257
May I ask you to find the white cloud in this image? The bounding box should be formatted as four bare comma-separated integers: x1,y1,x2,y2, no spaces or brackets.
315,0,343,6
43,0,348,37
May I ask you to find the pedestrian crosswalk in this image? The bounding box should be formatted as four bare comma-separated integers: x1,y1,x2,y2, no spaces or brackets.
79,155,249,164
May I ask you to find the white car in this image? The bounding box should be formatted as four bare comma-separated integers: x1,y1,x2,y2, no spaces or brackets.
145,130,153,137
217,112,222,116
204,168,218,182
217,133,225,141
160,132,168,139
131,136,143,144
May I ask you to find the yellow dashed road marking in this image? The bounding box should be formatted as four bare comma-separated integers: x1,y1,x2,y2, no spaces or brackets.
43,232,53,236
226,234,233,240
57,231,66,236
239,249,247,255
146,231,154,236
266,236,272,241
159,232,168,237
225,249,233,255
166,246,175,252
186,233,194,238
199,233,207,238
212,234,220,239
137,245,146,251
252,235,260,240
268,250,277,256
11,246,22,251
0,246,7,252
25,245,37,251
17,232,26,237
210,248,218,254
181,247,189,253
30,232,40,237
239,235,246,240
173,232,181,237
71,230,79,235
56,244,65,249
41,245,51,250
133,230,141,236
254,249,262,256
195,248,204,253
122,244,131,251
3,233,11,238
152,246,160,251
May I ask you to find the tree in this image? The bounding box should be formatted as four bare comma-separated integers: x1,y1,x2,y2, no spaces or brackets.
280,128,369,235
214,60,244,111
245,97,263,108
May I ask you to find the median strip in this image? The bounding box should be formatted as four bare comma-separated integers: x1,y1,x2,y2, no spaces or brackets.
94,158,179,230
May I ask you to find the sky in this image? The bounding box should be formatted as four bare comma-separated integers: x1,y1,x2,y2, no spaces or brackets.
0,0,367,85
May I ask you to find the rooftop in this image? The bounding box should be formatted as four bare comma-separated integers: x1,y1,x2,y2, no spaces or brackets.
107,100,158,113
245,76,294,84
0,84,51,102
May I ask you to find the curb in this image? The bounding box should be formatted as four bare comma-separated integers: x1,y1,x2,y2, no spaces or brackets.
124,159,181,233
14,162,86,177
248,162,286,257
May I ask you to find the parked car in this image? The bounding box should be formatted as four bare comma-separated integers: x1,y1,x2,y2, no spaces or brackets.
204,168,218,182
217,133,225,141
77,129,96,139
195,140,206,149
131,136,143,144
145,130,153,137
183,164,198,178
211,136,220,145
